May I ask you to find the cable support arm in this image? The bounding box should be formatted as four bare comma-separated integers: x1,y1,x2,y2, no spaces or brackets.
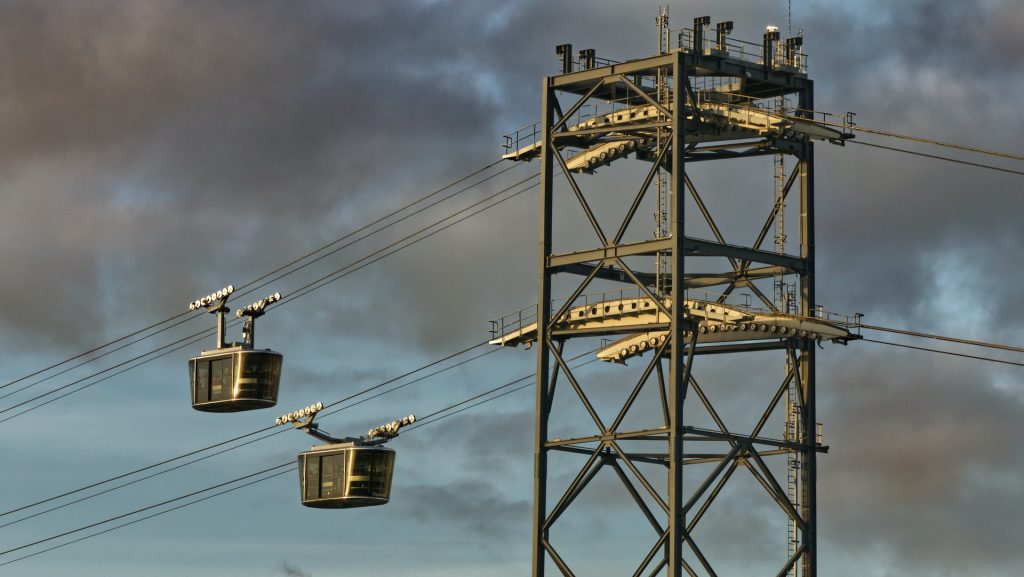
235,292,282,347
276,402,415,446
188,285,234,349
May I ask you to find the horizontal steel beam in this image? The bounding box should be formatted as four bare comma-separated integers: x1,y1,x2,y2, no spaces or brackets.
691,341,794,355
549,53,676,90
684,147,781,162
684,238,808,272
683,426,828,453
549,445,668,466
546,428,670,447
547,237,807,273
558,263,658,286
547,238,672,268
551,446,791,466
556,262,786,289
685,449,788,466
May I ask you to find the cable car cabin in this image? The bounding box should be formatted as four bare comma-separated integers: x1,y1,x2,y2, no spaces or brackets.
189,346,282,412
298,443,396,508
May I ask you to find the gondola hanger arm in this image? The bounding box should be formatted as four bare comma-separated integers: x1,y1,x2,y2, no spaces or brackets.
275,402,415,446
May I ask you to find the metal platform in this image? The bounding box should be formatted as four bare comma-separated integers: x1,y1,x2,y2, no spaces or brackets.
503,97,849,171
490,294,859,364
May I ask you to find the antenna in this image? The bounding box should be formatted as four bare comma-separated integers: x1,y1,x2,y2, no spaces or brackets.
656,6,669,54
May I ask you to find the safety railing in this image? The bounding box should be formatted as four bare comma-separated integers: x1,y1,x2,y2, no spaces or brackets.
556,53,621,75
489,303,537,342
673,26,809,74
502,122,541,157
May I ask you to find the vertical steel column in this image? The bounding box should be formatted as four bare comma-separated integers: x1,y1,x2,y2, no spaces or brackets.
216,308,227,349
667,49,688,577
533,77,556,577
798,81,817,577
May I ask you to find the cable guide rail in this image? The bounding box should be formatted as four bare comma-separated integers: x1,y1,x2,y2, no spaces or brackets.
501,95,855,165
490,287,862,362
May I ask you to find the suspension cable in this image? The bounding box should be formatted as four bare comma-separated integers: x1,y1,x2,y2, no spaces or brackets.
862,338,1024,368
0,349,595,566
0,172,537,419
0,159,510,394
811,118,1024,162
0,346,502,529
847,140,1024,177
0,340,492,519
0,467,295,568
859,324,1024,354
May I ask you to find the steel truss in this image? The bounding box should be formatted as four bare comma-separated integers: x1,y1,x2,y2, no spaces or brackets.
527,32,829,577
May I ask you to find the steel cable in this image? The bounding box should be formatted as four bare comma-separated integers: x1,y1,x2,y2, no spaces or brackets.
0,340,494,520
0,467,296,568
809,118,1024,162
0,170,537,418
859,324,1024,354
0,350,598,566
10,333,1021,563
862,338,1024,368
848,140,1024,177
0,159,510,395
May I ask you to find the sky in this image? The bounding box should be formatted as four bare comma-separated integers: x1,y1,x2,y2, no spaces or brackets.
1,1,1023,576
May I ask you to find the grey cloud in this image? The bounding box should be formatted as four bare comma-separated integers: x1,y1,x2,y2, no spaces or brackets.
402,408,533,469
280,561,311,577
817,344,1024,574
3,2,1023,576
808,30,1024,329
0,0,524,348
399,478,529,539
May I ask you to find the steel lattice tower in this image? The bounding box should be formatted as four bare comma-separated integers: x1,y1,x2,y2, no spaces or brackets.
491,15,857,577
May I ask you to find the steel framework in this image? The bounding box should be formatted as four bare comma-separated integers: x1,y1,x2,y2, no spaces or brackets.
492,17,857,577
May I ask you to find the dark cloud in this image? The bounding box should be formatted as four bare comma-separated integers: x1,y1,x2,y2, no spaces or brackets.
818,347,1024,574
280,562,311,577
793,0,1024,338
0,0,523,348
2,2,1023,576
400,478,529,539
